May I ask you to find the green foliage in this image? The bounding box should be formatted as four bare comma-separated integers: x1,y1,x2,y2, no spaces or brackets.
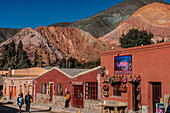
60,57,100,69
33,50,39,67
157,39,164,43
0,40,31,70
119,29,153,48
16,40,31,69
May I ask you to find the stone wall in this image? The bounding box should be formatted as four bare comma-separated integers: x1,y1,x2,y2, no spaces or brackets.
53,95,65,107
36,93,50,104
85,99,101,112
101,99,128,106
84,99,128,112
36,93,65,107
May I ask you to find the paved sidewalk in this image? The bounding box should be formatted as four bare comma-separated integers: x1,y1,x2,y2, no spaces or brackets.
0,99,98,113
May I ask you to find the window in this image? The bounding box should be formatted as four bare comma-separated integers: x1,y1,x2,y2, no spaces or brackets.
56,83,63,96
85,82,98,100
112,82,121,96
41,83,46,94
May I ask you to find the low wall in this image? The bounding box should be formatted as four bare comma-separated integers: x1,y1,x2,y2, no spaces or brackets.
36,93,50,104
36,93,65,107
53,95,65,107
85,99,101,112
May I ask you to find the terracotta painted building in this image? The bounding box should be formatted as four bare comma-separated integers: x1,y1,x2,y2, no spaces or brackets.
100,42,170,113
0,71,8,91
3,67,49,100
33,66,101,112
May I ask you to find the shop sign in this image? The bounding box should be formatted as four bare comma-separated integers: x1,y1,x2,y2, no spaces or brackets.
72,81,83,85
115,55,132,74
156,103,165,113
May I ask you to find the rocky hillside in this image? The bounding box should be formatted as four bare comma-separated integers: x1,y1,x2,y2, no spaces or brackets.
0,26,114,65
35,26,113,61
0,27,63,64
0,28,21,43
49,0,169,38
99,3,170,44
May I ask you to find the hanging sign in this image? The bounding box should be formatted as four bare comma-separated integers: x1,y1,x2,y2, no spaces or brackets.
115,55,132,74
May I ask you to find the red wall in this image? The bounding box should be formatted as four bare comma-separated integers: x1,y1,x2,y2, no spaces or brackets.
100,42,170,112
71,69,99,108
33,68,99,107
33,69,71,101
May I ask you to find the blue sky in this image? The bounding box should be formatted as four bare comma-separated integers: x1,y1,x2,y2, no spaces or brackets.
0,0,169,29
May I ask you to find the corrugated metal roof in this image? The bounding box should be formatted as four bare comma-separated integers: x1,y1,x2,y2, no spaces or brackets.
60,68,90,77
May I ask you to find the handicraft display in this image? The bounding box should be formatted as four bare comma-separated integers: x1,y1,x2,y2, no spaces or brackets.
130,74,142,110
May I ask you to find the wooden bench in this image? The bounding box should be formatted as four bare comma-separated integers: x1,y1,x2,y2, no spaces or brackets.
99,104,127,113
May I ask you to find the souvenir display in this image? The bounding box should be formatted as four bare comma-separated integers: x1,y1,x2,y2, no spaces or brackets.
119,83,127,92
109,76,115,85
130,75,134,82
115,75,118,82
103,83,109,91
130,75,141,82
103,91,109,97
136,84,141,91
102,75,110,83
122,75,127,84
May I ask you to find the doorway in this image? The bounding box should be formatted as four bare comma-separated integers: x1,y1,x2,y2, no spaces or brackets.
132,82,139,111
152,82,161,113
14,86,16,97
9,86,13,99
49,83,54,101
73,85,83,108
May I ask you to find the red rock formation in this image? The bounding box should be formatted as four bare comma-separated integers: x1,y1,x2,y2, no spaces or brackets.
0,26,114,66
100,3,170,44
35,26,113,61
0,27,63,65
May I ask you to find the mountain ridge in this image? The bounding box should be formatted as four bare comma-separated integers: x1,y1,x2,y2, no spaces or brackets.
99,3,170,44
49,0,169,38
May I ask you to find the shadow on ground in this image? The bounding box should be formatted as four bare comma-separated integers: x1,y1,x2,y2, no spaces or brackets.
0,101,51,113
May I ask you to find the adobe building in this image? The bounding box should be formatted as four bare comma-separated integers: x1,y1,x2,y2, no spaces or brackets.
100,42,170,113
0,71,8,91
33,66,101,112
2,67,49,100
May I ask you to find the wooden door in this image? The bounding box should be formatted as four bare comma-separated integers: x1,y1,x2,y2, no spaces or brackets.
73,85,83,108
9,86,10,96
132,83,138,111
153,82,161,113
50,83,54,101
28,85,30,94
19,85,22,94
11,86,13,99
14,86,16,97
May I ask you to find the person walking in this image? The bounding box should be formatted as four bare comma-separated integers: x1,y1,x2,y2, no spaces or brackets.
65,91,71,108
167,99,170,113
25,92,33,113
17,93,24,113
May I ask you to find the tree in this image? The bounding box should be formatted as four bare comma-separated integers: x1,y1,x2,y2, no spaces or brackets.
0,40,16,70
16,40,31,69
33,50,39,67
119,29,153,48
